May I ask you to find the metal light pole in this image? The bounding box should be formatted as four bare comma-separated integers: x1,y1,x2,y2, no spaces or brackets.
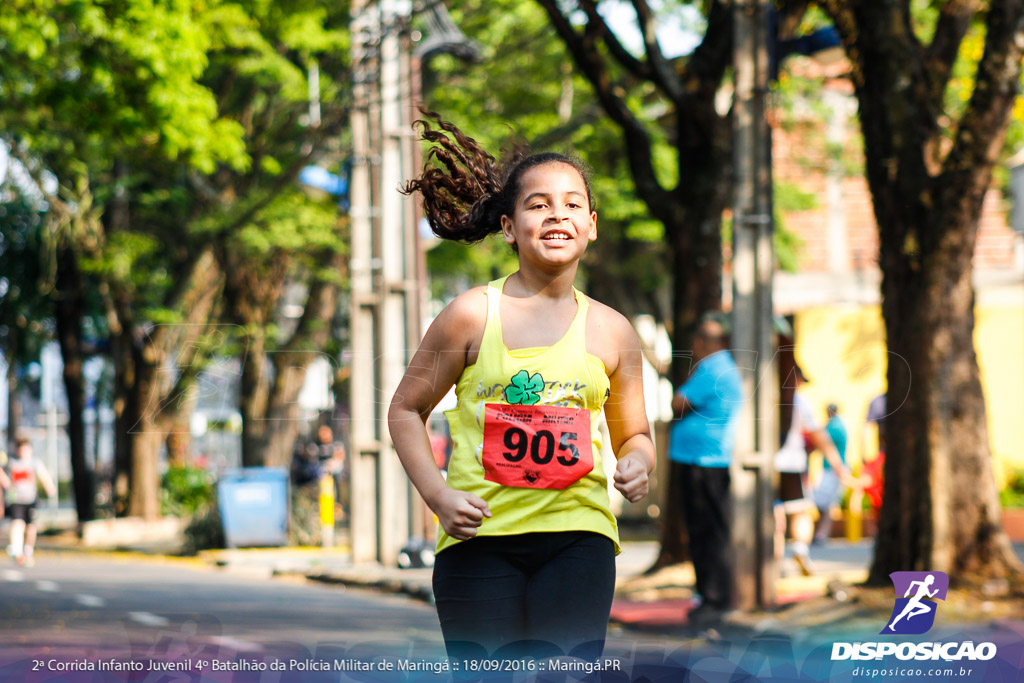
731,0,778,610
349,0,420,565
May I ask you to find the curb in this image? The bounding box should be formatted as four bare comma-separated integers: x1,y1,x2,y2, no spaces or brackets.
305,571,436,605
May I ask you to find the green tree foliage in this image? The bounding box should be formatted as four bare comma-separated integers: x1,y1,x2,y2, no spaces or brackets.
0,196,53,452
0,0,351,518
0,197,52,361
202,2,350,470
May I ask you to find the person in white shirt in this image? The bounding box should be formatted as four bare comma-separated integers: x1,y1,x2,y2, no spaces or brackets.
5,437,57,567
773,366,851,575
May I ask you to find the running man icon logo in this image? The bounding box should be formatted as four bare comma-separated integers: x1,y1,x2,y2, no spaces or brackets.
882,571,949,635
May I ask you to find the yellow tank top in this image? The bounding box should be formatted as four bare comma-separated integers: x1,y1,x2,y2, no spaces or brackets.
438,276,619,555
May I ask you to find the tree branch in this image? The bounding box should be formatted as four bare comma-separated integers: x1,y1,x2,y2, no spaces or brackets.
776,0,813,39
679,0,732,97
627,0,685,101
281,249,345,355
147,245,221,357
941,0,1024,197
821,2,864,85
575,0,652,83
529,101,604,149
534,0,670,208
149,248,225,423
925,0,978,113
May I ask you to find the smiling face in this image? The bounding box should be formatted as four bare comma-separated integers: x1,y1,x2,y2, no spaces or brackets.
499,162,597,267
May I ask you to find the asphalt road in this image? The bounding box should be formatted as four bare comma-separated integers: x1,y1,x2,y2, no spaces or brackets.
0,553,450,680
0,552,693,681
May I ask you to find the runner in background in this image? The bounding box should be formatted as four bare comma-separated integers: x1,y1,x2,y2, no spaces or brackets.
774,366,852,575
389,111,654,662
5,437,57,567
0,448,10,521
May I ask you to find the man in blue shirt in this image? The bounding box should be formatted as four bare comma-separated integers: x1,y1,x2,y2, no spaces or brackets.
669,320,744,624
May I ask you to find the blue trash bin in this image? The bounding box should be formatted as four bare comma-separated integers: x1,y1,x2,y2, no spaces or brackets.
217,467,289,548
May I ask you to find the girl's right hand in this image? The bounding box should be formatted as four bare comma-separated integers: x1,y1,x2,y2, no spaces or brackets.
432,487,492,540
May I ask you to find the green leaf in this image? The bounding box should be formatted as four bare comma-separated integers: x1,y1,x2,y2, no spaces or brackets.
504,370,544,405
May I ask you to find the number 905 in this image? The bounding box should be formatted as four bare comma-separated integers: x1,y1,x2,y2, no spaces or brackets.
502,428,580,466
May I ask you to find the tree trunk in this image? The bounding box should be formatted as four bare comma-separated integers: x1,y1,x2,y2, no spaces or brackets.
111,326,136,516
122,246,223,519
262,267,342,468
239,333,271,467
221,247,288,468
166,384,197,467
232,249,343,469
649,203,729,567
127,349,164,520
869,201,1021,583
651,112,731,569
822,0,1024,585
263,356,308,469
55,246,95,522
649,221,727,567
5,342,18,454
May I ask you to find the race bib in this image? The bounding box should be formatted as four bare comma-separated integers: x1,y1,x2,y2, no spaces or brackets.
482,403,593,490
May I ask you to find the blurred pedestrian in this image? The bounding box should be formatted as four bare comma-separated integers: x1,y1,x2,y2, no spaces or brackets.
5,438,57,567
313,425,342,461
290,436,320,487
774,366,851,575
861,392,887,514
317,427,349,524
389,110,654,661
865,392,887,453
0,448,10,521
812,402,848,544
668,319,743,625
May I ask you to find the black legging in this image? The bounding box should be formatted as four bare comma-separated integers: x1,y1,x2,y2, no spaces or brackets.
432,531,615,661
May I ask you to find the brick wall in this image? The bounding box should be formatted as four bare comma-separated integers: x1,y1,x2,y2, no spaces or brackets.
771,64,1017,274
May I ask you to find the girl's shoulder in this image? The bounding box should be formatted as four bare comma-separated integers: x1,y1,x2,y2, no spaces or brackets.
424,286,489,350
582,295,641,374
583,295,635,339
442,286,489,326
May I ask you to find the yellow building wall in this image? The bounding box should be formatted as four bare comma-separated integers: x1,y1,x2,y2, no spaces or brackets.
792,305,887,473
975,306,1024,481
792,304,1024,483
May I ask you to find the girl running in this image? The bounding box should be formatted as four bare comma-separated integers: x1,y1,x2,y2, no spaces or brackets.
388,112,654,662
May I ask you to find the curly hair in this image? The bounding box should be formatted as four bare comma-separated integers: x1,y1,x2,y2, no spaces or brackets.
402,109,594,245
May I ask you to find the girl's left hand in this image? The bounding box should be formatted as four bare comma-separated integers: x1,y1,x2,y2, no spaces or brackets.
613,454,649,503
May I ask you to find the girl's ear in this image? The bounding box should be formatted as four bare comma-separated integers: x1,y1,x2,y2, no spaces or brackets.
588,211,597,242
501,215,516,245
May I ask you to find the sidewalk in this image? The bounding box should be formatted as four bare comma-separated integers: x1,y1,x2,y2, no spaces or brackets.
608,539,872,631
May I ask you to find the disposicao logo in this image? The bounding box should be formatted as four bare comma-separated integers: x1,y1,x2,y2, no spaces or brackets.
831,569,997,663
882,571,949,635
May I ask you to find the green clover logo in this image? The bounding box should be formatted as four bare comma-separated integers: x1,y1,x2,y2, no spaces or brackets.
504,370,545,405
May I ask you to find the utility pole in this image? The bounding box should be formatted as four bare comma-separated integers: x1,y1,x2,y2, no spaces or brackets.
349,0,420,565
731,0,778,610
